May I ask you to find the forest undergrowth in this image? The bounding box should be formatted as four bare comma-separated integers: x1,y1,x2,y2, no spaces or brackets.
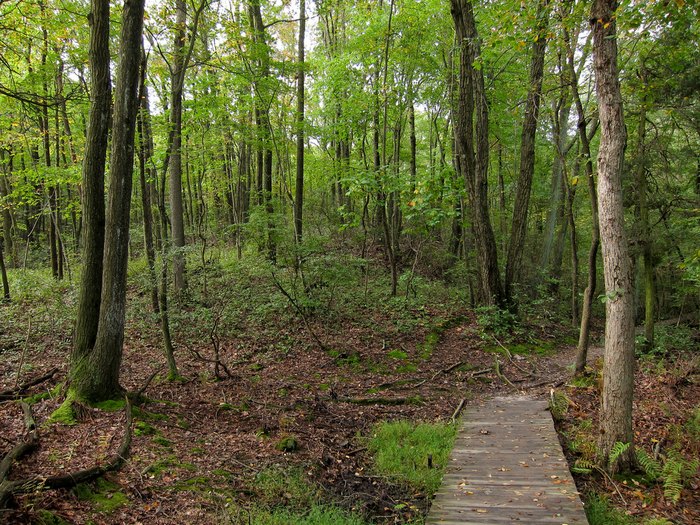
0,247,698,525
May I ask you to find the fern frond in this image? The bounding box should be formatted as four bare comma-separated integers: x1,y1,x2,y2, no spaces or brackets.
636,448,661,480
609,441,630,465
662,460,683,503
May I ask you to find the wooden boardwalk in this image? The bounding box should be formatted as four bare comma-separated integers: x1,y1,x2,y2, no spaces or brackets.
427,396,588,524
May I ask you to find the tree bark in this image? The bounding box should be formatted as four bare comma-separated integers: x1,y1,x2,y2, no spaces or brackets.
72,0,145,402
592,0,635,473
71,0,110,377
504,0,551,305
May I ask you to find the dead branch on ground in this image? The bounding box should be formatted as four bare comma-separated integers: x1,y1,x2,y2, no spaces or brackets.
0,368,58,402
0,398,133,509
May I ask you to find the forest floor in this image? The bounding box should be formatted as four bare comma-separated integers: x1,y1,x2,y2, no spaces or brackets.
0,261,698,525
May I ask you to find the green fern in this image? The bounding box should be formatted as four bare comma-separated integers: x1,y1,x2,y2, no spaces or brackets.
661,459,684,503
609,441,631,465
636,448,661,480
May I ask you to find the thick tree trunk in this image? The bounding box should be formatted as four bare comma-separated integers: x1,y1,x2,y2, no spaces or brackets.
72,0,145,402
505,0,551,305
592,0,635,473
71,0,110,375
450,0,503,306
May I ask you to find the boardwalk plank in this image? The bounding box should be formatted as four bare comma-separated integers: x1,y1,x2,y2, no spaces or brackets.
426,396,588,525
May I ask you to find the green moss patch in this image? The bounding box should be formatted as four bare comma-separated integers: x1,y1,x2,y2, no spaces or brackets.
72,478,128,513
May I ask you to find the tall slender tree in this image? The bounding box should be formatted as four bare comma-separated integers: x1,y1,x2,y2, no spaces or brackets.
591,0,636,473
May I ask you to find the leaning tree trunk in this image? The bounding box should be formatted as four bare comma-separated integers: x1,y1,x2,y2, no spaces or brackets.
72,0,145,402
71,0,110,377
592,0,636,474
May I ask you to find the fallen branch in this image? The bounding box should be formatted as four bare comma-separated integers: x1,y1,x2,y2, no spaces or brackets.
494,356,517,390
0,397,133,509
133,366,164,399
335,396,422,406
0,368,58,402
450,398,467,424
491,336,539,379
413,361,465,387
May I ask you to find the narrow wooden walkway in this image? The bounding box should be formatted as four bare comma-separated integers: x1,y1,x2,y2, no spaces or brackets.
427,396,588,524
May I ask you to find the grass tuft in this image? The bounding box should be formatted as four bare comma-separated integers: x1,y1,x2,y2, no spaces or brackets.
368,420,456,494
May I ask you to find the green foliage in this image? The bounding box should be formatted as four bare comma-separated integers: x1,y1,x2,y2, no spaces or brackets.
585,495,635,525
226,504,369,525
48,395,77,426
34,510,72,525
474,306,517,340
367,420,456,494
253,467,318,510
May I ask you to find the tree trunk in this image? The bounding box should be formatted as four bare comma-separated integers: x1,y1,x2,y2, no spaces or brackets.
592,0,635,474
566,25,600,374
293,0,305,244
504,0,551,305
634,82,655,352
169,0,187,293
137,48,160,315
72,0,145,402
71,0,110,377
0,238,9,301
450,0,503,306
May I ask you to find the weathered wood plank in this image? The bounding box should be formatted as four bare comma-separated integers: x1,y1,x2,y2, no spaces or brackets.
426,396,588,525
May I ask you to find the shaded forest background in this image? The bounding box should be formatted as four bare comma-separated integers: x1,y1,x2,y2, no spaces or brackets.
0,0,699,523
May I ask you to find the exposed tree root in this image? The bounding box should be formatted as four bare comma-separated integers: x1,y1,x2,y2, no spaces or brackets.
0,369,58,402
0,397,133,509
